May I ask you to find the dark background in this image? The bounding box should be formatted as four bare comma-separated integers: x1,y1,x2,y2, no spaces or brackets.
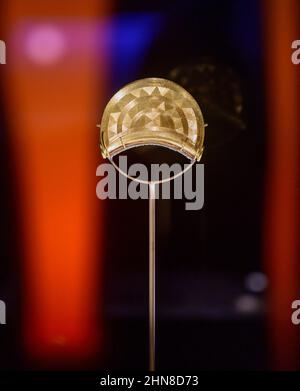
103,0,266,370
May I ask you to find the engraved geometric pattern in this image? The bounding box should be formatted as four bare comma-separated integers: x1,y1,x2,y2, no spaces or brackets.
100,78,205,161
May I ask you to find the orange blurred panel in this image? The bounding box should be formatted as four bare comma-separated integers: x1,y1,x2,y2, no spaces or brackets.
263,0,300,370
2,0,111,363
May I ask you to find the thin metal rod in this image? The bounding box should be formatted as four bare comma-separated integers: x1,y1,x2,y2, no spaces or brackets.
149,182,156,371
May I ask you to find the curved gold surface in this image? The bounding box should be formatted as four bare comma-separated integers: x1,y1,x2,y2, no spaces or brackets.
99,78,205,161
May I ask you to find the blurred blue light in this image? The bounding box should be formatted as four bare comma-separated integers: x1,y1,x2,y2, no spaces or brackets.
109,13,163,89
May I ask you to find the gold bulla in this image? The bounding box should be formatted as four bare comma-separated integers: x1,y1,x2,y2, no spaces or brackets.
99,78,205,161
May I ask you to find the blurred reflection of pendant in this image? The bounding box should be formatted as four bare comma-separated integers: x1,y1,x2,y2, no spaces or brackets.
168,58,246,149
